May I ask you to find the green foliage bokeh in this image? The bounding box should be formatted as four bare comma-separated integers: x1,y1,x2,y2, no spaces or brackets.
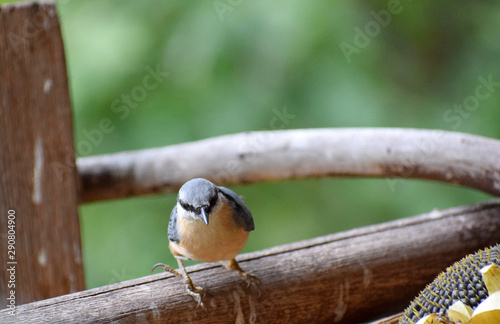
9,0,499,288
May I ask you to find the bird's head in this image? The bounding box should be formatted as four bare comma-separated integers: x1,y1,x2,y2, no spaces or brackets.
177,178,221,225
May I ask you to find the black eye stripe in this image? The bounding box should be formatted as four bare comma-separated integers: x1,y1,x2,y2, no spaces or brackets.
179,200,195,212
178,192,218,214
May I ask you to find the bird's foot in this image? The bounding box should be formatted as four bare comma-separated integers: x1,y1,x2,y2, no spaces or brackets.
151,262,207,308
185,283,206,308
240,272,261,297
240,272,261,288
180,267,206,308
225,259,262,297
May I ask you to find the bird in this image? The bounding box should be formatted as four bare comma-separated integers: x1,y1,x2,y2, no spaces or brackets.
152,178,260,308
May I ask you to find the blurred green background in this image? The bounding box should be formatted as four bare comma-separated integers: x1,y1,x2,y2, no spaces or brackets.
4,0,499,289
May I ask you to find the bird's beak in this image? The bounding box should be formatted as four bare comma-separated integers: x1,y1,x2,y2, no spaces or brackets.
200,208,209,225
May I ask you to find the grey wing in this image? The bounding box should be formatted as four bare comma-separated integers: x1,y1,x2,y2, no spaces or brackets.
167,206,180,243
218,186,255,232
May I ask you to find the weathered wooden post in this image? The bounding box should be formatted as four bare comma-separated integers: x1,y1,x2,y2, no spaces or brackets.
0,1,84,309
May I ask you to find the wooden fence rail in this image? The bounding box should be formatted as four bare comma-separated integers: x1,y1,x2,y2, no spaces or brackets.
1,200,499,323
78,128,500,203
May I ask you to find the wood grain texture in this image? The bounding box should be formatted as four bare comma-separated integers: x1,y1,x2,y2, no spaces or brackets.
1,200,499,323
0,1,84,306
77,128,500,203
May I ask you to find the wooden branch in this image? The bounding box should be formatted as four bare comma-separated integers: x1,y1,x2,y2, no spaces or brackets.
78,128,500,203
0,1,84,306
2,200,499,323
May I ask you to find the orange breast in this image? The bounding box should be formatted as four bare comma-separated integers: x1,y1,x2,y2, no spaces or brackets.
169,198,250,262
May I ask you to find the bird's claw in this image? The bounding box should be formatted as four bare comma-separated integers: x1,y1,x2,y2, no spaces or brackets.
151,262,207,308
151,263,167,273
241,273,261,298
242,273,261,287
224,259,262,298
186,285,206,308
151,263,182,277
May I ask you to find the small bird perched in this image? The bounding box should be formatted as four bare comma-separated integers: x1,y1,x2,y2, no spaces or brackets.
152,178,260,307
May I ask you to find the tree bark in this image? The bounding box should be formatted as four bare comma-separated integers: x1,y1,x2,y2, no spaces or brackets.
0,1,84,307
